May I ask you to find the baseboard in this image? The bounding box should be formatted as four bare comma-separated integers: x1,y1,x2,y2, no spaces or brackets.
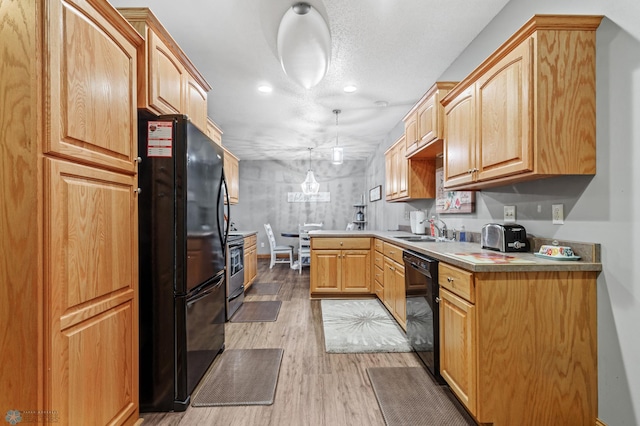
257,253,291,260
596,418,607,426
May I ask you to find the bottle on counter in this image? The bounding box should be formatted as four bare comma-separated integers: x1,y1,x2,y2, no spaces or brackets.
459,225,466,242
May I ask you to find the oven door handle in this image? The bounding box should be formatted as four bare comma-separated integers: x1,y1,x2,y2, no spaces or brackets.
228,289,244,302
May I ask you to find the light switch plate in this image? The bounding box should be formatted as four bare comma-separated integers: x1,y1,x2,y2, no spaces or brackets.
504,205,516,223
552,204,564,224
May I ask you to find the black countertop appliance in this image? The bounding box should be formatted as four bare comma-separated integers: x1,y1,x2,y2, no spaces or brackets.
138,114,228,412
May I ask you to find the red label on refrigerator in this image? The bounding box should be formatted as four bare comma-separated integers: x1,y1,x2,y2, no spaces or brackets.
147,121,173,157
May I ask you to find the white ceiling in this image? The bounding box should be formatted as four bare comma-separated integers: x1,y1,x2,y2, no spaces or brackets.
109,0,511,161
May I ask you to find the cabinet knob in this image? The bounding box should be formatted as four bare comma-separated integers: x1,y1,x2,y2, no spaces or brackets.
447,276,453,282
135,156,142,164
134,188,142,195
435,296,441,303
340,241,343,246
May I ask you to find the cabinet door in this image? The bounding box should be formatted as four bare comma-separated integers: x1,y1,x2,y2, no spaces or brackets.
417,94,436,145
404,111,418,154
148,29,184,115
224,150,239,205
341,250,371,293
390,143,399,197
397,142,408,198
440,288,476,415
383,258,395,312
310,250,341,293
46,158,138,425
444,88,476,187
186,74,208,132
207,118,223,146
384,149,394,199
476,39,532,182
393,263,406,327
48,0,138,174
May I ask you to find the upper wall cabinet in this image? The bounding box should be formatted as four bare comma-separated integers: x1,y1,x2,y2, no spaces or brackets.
224,148,240,205
441,15,602,190
385,135,436,202
406,82,458,159
206,117,223,146
118,8,211,132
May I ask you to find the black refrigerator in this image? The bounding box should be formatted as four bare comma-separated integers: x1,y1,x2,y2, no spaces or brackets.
137,114,228,412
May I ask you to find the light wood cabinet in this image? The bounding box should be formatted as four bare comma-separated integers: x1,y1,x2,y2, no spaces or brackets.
206,117,223,146
118,8,211,130
438,262,598,425
406,82,458,158
244,234,258,290
384,135,436,202
381,242,406,329
1,1,142,424
224,148,240,205
310,238,372,296
373,241,385,300
441,15,602,190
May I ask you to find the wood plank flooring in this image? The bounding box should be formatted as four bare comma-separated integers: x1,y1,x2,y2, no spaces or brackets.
140,260,423,426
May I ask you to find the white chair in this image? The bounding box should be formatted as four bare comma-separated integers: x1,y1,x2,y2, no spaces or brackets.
298,223,323,274
264,223,294,269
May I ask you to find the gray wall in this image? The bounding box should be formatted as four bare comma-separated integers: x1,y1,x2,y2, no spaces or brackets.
231,159,366,255
367,1,639,424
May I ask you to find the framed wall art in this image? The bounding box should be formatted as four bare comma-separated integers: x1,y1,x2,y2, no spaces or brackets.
369,185,382,202
435,168,475,213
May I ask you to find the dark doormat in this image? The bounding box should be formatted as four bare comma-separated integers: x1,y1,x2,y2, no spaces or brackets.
246,282,281,295
192,348,284,406
367,367,476,426
230,301,282,322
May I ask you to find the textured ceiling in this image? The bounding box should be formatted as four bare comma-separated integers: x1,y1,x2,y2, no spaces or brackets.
109,0,511,161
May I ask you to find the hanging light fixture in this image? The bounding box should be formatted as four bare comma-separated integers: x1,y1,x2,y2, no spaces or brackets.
331,109,343,165
301,148,320,194
277,2,331,89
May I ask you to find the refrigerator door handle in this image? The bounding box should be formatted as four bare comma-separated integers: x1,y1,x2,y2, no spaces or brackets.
218,172,230,250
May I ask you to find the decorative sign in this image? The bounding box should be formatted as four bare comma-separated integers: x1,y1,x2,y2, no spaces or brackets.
435,168,475,213
369,185,382,202
147,121,173,157
287,192,330,203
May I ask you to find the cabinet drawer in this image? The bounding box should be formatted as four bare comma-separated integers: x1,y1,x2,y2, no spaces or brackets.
374,238,384,252
374,265,384,286
374,251,384,269
311,237,371,250
244,234,257,247
439,263,474,303
383,242,403,264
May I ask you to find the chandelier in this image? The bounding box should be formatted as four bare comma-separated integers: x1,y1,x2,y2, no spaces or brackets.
301,148,320,194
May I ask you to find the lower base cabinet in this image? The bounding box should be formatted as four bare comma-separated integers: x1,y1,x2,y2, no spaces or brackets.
380,242,406,329
439,262,598,425
310,238,371,296
243,234,258,289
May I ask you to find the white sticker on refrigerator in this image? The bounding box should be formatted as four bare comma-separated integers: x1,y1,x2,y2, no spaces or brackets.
147,121,173,157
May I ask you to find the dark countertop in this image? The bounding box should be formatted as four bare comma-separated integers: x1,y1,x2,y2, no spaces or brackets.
309,230,602,273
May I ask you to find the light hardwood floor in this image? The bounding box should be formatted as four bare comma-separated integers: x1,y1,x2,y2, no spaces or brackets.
140,260,423,425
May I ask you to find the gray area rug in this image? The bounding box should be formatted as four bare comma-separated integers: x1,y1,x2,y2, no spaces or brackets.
192,348,284,406
246,282,281,295
321,299,412,353
230,301,282,323
367,367,476,426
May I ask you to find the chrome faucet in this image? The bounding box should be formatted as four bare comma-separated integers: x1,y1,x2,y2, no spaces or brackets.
429,216,448,239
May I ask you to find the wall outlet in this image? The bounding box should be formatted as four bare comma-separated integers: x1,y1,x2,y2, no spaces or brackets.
404,210,410,220
552,204,564,224
260,242,265,248
504,205,516,223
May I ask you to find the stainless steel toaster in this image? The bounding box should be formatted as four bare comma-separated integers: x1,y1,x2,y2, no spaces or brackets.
481,223,529,252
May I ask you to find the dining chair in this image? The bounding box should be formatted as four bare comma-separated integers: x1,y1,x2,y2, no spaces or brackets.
264,223,294,269
297,223,323,274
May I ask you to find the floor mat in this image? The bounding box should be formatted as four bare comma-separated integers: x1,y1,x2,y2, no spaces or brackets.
321,299,411,353
230,301,282,322
192,348,284,406
246,282,282,295
367,367,476,426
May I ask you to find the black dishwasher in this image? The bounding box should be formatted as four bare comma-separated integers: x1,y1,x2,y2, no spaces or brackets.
403,250,445,384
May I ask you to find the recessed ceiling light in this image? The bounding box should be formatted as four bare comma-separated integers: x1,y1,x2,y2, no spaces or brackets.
343,85,357,93
258,85,273,93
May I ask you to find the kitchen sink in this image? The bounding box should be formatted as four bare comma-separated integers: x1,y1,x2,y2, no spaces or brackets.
394,235,438,242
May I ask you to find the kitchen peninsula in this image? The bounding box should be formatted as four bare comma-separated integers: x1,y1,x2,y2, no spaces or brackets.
309,230,600,425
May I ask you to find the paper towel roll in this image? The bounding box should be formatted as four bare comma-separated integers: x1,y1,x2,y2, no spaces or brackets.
415,211,426,234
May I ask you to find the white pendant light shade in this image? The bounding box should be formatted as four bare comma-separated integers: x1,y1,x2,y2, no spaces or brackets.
277,3,331,89
331,109,343,165
301,170,320,194
331,146,343,165
301,147,320,194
